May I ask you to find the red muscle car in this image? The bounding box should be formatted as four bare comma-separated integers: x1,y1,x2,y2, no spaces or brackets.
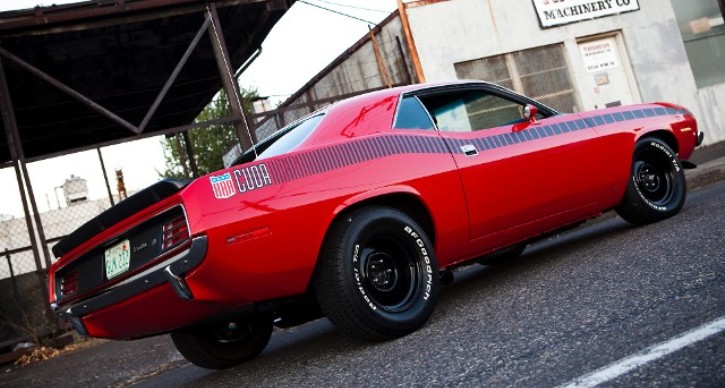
48,81,703,369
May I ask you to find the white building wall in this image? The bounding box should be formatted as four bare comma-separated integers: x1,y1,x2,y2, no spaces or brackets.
407,0,724,145
254,14,414,140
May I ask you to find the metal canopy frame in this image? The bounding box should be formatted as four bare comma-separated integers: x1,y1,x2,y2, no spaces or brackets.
0,0,291,287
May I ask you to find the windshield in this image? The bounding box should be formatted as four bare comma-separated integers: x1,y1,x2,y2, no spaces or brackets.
233,113,325,165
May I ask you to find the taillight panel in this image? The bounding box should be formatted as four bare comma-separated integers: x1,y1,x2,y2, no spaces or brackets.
53,205,189,305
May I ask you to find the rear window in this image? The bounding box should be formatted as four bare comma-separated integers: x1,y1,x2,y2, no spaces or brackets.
234,113,325,165
258,114,324,159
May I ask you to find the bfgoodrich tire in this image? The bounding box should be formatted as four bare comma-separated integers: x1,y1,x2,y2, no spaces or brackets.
314,206,439,342
170,315,273,369
615,138,686,225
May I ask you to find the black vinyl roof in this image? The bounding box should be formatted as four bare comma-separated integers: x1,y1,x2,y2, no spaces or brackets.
0,0,291,164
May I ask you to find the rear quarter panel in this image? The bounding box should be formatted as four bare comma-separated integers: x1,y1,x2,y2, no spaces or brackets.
181,97,467,304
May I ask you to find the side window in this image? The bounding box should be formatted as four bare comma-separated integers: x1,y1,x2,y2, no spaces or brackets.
419,90,529,132
394,96,436,130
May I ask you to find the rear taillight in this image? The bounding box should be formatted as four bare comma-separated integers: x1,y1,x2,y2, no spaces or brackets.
162,216,189,250
59,271,78,297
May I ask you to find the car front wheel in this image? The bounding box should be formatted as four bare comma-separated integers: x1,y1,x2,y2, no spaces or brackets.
314,206,439,341
170,314,273,369
615,138,686,225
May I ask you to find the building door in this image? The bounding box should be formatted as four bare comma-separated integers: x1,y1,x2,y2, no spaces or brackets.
576,36,639,110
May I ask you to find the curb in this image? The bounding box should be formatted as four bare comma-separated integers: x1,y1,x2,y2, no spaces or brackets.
686,156,725,190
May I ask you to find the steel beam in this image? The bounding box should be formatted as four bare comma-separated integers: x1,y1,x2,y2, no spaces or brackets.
0,0,274,36
0,46,140,135
397,0,425,83
97,148,115,207
182,131,199,178
138,16,212,133
0,56,45,272
395,36,413,85
24,116,238,163
206,2,257,151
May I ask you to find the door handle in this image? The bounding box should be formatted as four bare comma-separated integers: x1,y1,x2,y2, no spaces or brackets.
461,144,478,156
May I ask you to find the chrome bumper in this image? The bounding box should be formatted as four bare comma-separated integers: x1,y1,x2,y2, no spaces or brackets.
54,236,207,335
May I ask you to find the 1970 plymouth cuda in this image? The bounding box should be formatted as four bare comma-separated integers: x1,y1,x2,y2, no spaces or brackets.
49,81,702,369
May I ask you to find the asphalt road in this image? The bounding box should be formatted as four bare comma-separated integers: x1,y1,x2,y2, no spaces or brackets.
3,181,723,387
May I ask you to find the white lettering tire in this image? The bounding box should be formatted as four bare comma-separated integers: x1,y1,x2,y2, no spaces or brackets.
314,206,439,341
615,138,686,225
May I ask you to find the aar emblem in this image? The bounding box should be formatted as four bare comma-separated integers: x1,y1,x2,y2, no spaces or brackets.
210,172,237,199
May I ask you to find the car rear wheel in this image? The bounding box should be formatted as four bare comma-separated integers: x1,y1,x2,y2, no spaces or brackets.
170,315,273,369
314,206,439,341
615,138,686,225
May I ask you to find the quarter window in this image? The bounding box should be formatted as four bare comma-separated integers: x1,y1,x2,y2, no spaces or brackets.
394,96,436,130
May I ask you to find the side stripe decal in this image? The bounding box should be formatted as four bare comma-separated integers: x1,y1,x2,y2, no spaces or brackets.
239,107,687,187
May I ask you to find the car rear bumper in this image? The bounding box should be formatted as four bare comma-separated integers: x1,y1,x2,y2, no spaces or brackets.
54,236,208,336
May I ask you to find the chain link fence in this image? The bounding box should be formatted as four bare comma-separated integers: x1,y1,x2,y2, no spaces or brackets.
0,164,54,344
0,153,122,345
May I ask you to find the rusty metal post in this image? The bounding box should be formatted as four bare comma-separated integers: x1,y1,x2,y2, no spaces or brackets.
0,55,57,331
274,113,284,130
369,26,393,88
182,131,199,178
174,134,190,179
5,249,20,302
395,36,413,85
97,148,115,206
206,3,257,151
19,160,52,269
396,0,425,83
0,56,44,272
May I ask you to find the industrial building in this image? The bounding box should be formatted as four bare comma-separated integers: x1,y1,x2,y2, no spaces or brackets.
257,0,724,146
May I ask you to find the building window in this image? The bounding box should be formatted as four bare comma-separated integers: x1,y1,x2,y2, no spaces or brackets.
671,0,725,88
454,44,577,113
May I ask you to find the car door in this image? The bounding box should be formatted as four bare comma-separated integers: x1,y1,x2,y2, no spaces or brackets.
414,85,604,249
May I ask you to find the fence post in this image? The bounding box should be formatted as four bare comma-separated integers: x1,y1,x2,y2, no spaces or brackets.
5,248,20,302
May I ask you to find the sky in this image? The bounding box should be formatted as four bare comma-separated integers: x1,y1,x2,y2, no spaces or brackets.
0,0,397,217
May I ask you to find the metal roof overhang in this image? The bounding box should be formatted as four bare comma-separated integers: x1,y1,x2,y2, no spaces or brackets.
0,0,292,164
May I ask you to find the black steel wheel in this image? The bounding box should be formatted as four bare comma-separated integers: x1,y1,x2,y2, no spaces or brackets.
170,314,273,369
314,206,439,341
616,138,686,225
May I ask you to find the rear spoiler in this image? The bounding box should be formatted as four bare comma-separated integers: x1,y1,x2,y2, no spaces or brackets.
52,179,190,258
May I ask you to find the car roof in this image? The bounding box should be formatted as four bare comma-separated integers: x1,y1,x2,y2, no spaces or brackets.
330,80,499,107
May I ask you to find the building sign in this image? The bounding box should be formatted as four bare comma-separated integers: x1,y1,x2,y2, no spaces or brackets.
579,38,620,73
532,0,640,28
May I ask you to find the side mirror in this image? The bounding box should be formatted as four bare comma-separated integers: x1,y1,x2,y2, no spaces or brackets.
523,104,538,124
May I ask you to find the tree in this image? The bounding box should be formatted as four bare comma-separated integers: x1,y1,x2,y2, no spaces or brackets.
160,87,258,179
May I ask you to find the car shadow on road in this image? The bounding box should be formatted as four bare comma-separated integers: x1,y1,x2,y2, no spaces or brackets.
141,216,639,386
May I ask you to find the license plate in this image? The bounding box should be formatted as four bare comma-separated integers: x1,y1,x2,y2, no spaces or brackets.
104,239,131,280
